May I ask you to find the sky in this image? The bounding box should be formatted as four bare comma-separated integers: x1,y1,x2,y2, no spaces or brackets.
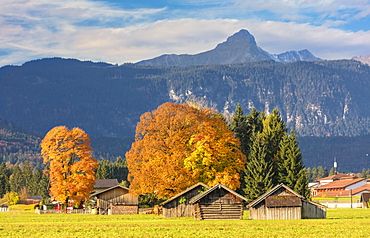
1,0,370,67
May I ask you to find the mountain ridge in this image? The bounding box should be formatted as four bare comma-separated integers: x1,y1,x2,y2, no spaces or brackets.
136,29,321,66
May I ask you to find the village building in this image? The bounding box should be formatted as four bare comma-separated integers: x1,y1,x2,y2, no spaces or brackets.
91,185,138,215
312,178,369,208
161,182,209,218
248,183,326,220
314,178,366,196
189,183,248,220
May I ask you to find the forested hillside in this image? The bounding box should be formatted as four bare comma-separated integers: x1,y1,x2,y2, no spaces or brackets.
1,58,370,138
0,57,370,172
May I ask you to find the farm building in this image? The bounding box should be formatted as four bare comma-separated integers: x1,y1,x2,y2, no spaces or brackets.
247,183,326,220
91,185,138,215
161,182,209,217
189,183,248,220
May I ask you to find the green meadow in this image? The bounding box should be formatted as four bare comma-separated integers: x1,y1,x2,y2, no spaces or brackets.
1,207,370,237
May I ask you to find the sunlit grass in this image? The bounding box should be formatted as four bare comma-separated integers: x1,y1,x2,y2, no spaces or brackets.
1,208,370,237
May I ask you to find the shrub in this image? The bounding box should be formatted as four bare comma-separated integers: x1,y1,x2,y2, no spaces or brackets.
4,192,20,205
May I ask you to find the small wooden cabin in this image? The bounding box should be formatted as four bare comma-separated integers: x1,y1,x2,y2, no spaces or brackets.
91,185,138,215
247,183,326,220
161,182,209,217
361,193,370,208
189,183,248,220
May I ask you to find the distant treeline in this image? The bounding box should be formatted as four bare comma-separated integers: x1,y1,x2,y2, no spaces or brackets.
0,158,128,200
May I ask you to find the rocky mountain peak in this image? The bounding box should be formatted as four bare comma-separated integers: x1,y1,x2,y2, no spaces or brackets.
136,29,321,66
352,55,370,66
215,29,257,49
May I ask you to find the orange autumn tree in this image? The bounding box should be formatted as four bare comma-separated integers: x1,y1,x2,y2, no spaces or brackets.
126,103,246,198
41,126,98,207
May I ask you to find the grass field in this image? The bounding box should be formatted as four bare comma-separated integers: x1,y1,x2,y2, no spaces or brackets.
1,207,370,237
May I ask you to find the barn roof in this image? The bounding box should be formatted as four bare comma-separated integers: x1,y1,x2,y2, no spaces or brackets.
247,184,304,208
90,185,130,197
161,182,209,206
94,179,119,188
316,178,365,190
189,183,248,204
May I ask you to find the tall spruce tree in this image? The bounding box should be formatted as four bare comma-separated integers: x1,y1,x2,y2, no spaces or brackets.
242,132,274,202
231,105,264,194
0,163,9,198
230,103,248,155
277,131,309,198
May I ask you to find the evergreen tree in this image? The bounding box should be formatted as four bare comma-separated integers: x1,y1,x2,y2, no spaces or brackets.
311,167,318,181
112,157,128,183
9,166,25,194
316,166,327,179
230,103,248,155
277,132,309,198
28,169,41,196
22,162,33,192
361,168,368,178
243,133,274,202
329,167,336,176
0,163,10,198
96,159,110,179
37,171,50,199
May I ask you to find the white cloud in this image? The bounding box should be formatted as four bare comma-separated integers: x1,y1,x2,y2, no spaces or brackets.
1,0,370,66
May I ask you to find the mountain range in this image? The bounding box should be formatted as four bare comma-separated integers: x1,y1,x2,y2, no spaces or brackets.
1,29,370,172
137,29,321,66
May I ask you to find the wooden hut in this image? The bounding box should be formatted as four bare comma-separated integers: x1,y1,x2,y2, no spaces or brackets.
189,183,248,220
361,193,370,208
91,185,138,215
247,183,326,220
161,182,209,217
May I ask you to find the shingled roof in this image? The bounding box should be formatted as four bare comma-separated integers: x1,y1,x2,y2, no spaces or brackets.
189,183,248,204
247,184,304,208
90,185,130,197
94,179,119,189
161,182,209,206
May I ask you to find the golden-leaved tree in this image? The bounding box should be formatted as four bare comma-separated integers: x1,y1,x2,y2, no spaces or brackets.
126,103,245,198
41,126,98,207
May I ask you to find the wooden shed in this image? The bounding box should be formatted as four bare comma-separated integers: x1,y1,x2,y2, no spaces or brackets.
91,185,138,215
189,183,248,220
247,183,326,220
161,182,209,217
361,193,370,208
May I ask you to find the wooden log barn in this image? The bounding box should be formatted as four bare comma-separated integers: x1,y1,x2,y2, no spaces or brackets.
91,185,138,215
247,183,326,220
189,183,248,220
161,182,209,217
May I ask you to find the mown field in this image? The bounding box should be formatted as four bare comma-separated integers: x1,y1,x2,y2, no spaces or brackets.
1,207,370,238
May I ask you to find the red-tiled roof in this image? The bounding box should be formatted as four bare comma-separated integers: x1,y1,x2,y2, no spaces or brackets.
316,178,365,190
352,184,370,195
318,173,354,181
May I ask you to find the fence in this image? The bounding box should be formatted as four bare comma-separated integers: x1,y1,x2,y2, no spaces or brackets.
35,208,92,214
312,197,363,208
0,207,8,212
